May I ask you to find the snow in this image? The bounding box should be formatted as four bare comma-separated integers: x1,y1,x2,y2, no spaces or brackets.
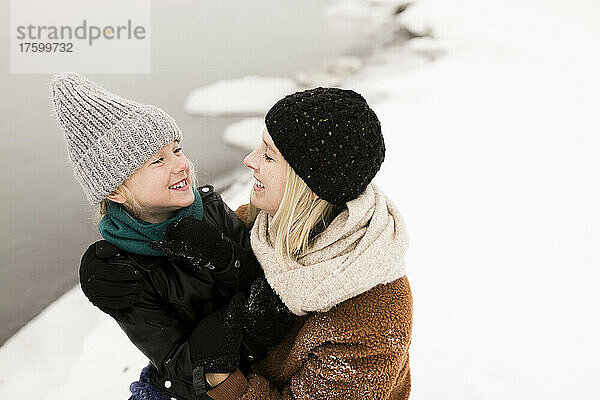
222,118,264,151
45,307,148,400
184,76,299,117
323,0,402,26
366,1,600,398
2,0,600,398
296,56,363,87
0,287,147,399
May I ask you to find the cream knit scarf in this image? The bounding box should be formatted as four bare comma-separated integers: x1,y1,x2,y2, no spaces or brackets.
250,184,409,316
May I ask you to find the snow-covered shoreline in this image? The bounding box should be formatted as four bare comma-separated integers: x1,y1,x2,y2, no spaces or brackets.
2,0,599,398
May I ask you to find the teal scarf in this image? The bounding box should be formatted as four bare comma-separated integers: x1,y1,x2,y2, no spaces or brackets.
98,187,204,256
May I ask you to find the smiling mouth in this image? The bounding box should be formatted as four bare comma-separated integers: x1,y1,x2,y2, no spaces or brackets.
168,178,188,190
254,178,264,189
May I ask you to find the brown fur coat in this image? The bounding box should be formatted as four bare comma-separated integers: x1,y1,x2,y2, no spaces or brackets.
207,204,413,399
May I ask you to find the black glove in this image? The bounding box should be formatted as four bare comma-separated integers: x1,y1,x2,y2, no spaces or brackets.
187,292,246,394
241,277,298,359
188,278,296,380
149,217,232,271
190,292,246,373
80,241,143,321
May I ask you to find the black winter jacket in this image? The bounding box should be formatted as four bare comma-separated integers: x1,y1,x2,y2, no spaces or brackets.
79,185,263,399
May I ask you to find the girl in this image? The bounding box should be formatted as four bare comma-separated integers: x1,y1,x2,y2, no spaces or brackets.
52,73,294,400
177,87,414,399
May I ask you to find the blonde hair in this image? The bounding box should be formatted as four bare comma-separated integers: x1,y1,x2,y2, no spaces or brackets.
95,160,199,223
249,163,344,264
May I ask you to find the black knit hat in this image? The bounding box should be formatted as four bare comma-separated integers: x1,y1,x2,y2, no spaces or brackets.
265,87,385,205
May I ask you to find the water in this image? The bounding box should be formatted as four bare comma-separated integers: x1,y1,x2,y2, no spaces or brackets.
0,0,373,345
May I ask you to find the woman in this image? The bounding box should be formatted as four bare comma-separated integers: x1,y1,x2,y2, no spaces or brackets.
203,87,413,399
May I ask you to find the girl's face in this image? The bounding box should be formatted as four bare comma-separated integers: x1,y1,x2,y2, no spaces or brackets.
244,128,287,217
110,140,195,223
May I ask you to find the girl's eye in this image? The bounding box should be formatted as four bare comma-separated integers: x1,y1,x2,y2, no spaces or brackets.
151,157,164,165
263,153,274,161
174,147,182,154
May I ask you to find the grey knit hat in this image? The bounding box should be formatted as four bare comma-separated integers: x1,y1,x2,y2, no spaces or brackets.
52,73,182,204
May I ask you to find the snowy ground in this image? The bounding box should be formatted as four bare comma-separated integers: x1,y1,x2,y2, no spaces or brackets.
2,0,600,398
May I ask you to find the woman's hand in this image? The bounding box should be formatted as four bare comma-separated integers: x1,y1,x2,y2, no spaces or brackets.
150,216,232,270
242,277,298,357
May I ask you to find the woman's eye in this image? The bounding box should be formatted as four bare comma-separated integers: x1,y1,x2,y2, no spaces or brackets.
174,147,182,154
263,153,274,161
151,157,163,165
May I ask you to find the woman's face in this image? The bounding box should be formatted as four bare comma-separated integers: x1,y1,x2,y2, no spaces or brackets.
243,128,287,216
110,140,195,223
